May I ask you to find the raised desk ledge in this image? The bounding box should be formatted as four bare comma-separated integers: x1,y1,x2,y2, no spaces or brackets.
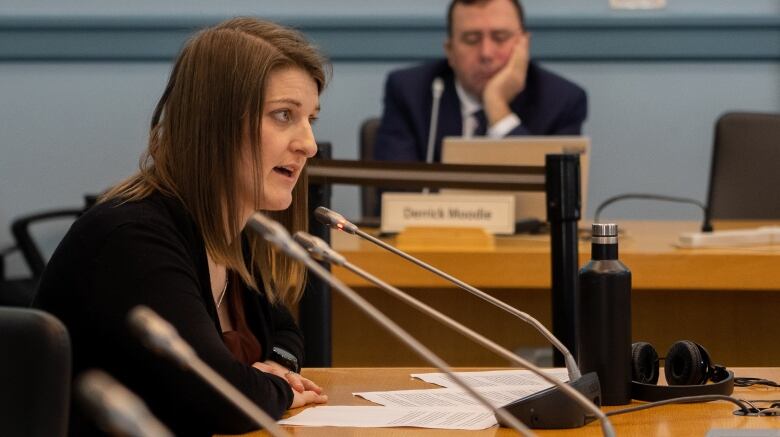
331,221,780,291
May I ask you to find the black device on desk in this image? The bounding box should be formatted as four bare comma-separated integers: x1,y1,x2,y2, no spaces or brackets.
515,218,547,234
631,340,734,401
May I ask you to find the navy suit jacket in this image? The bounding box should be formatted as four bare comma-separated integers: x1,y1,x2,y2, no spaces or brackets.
374,59,587,163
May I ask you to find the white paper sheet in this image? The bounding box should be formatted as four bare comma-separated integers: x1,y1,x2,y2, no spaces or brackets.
278,369,569,430
411,368,569,388
354,369,570,409
279,406,497,430
355,384,551,408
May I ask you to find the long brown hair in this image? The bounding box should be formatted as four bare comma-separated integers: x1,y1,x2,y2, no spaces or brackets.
101,17,329,305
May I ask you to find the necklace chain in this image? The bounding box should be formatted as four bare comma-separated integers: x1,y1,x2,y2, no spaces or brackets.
216,276,229,309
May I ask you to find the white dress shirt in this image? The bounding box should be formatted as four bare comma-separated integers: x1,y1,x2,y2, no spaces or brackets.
455,81,522,138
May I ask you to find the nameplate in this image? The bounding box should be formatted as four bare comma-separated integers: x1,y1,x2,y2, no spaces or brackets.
609,0,665,9
380,193,515,235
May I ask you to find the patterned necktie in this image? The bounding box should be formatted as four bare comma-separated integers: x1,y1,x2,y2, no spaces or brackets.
473,109,487,137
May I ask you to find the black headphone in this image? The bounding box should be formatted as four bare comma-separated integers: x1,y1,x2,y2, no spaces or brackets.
631,340,734,402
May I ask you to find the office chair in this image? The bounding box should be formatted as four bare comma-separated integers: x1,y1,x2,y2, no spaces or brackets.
706,112,780,220
0,195,96,306
359,117,381,221
0,307,71,437
11,208,84,279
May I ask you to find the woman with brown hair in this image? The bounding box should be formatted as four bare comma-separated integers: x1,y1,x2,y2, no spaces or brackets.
34,17,329,436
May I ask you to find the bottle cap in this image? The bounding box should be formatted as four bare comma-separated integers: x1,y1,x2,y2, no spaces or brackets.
592,223,618,237
591,223,618,244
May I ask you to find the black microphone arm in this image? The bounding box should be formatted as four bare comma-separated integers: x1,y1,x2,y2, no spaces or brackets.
313,207,581,381
76,369,174,437
293,231,614,436
127,306,290,437
246,212,534,436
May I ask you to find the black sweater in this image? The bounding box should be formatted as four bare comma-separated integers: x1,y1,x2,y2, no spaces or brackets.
34,192,302,436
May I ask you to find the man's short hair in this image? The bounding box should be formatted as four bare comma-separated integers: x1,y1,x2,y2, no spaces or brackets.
446,0,526,36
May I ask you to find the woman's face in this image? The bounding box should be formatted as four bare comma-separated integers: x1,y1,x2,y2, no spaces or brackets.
240,67,319,214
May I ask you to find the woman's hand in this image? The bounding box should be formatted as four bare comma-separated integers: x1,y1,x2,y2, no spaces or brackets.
289,387,328,409
252,361,327,408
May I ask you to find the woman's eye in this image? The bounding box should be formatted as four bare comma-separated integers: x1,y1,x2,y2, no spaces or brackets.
272,110,291,123
309,116,319,126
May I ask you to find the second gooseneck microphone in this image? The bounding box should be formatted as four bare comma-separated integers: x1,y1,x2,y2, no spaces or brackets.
313,206,581,381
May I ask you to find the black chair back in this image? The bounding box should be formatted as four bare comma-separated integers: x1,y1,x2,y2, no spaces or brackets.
0,307,71,436
1,195,94,306
11,208,83,279
706,112,780,219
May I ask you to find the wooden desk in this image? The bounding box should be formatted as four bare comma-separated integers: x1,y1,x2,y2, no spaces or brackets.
241,367,780,436
328,221,780,366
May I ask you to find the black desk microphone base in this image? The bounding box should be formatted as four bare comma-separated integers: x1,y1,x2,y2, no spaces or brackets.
498,371,601,429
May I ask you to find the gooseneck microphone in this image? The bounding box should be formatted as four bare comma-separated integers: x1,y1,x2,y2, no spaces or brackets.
127,306,290,437
76,370,174,437
246,212,533,436
425,77,445,165
422,77,445,195
313,207,581,381
292,231,614,436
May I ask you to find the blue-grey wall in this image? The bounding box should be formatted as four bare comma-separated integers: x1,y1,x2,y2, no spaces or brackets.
2,0,779,276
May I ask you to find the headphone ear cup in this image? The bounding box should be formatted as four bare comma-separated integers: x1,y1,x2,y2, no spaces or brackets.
665,340,708,385
631,342,659,384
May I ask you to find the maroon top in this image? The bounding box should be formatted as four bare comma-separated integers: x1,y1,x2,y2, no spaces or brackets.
221,275,263,365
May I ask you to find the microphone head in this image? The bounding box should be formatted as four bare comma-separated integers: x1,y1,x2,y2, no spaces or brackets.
248,212,292,246
432,77,444,98
77,369,174,437
128,306,196,366
293,231,347,266
247,212,310,261
313,207,358,234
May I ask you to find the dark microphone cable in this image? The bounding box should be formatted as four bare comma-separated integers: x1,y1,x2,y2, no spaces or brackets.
593,193,713,232
605,394,757,417
734,377,780,388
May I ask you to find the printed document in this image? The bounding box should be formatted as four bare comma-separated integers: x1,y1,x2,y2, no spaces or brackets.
412,368,569,388
279,406,496,430
355,368,569,409
279,368,568,430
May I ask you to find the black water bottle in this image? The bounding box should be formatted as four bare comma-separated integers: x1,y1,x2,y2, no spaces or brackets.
578,223,632,405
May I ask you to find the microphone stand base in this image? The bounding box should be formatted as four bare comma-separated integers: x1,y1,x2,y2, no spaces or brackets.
498,372,601,429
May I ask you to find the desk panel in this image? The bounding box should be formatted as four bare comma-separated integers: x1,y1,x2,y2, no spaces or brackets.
328,221,780,366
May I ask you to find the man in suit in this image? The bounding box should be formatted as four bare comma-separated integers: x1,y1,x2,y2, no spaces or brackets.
374,0,587,163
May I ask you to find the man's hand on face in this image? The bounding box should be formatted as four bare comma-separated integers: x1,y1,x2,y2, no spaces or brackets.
482,33,530,126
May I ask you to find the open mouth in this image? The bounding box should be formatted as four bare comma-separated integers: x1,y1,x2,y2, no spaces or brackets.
273,166,295,178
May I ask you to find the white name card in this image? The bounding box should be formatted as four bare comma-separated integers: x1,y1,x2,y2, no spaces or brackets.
380,193,515,235
609,0,665,9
